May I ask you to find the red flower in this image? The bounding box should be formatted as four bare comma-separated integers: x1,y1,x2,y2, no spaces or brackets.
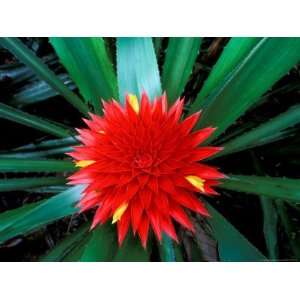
68,93,224,248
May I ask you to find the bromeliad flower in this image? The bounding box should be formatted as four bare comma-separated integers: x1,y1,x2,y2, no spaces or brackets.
68,93,224,248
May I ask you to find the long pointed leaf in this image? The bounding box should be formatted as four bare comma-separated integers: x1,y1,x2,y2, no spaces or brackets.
0,177,66,192
252,154,279,260
0,185,83,243
216,104,300,158
222,175,300,202
11,73,76,107
80,223,118,262
117,37,161,102
50,38,118,113
13,136,78,152
0,158,75,172
162,38,202,103
194,38,300,141
0,146,73,159
0,102,72,138
0,38,89,116
190,37,261,111
206,203,267,261
40,222,90,262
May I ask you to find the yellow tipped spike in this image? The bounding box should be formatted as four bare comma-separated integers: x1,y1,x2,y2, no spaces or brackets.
75,160,95,168
112,202,128,224
128,94,139,114
185,175,205,192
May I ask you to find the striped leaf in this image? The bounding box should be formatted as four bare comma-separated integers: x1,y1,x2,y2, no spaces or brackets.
194,38,300,141
50,38,118,113
216,104,300,158
162,38,202,103
0,185,83,243
80,223,118,262
117,37,161,103
221,175,300,203
0,38,89,115
0,177,66,192
0,158,75,172
206,203,267,261
190,37,261,111
40,222,90,261
0,102,72,138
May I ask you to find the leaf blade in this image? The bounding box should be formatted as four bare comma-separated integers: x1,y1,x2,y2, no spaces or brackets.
0,37,89,115
216,104,300,158
194,38,300,141
50,38,118,113
0,185,83,243
190,37,261,111
206,203,267,261
117,37,161,102
162,37,202,102
0,177,66,192
0,158,75,172
0,102,72,138
221,175,300,203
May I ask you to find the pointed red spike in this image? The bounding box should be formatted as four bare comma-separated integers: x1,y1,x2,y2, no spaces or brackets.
169,204,195,233
137,216,150,248
117,210,131,246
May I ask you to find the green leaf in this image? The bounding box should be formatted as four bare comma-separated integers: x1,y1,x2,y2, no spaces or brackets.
0,102,72,138
276,201,300,259
206,203,267,261
221,175,300,203
62,234,92,261
40,222,90,262
193,38,300,141
162,38,202,103
0,185,83,243
113,232,149,262
0,38,89,116
0,177,66,192
252,154,278,260
117,37,161,103
159,234,176,261
13,136,78,152
50,38,118,113
10,73,76,107
0,146,73,159
190,37,261,111
0,158,75,172
80,223,118,262
260,197,278,260
216,104,300,158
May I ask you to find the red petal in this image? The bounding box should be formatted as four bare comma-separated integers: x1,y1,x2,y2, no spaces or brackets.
161,217,178,242
131,199,144,234
148,209,162,241
169,203,195,232
179,112,201,135
191,146,223,161
137,216,150,248
117,210,131,246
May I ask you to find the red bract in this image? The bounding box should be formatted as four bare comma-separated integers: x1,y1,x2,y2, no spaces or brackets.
67,93,224,248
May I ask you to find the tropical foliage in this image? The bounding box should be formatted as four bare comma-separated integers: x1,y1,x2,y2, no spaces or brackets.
0,37,300,261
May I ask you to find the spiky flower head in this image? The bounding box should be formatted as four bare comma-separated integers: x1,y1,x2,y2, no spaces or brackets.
68,93,224,248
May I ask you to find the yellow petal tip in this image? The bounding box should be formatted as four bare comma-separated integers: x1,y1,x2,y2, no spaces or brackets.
112,202,128,224
185,175,205,192
128,94,139,114
75,160,95,168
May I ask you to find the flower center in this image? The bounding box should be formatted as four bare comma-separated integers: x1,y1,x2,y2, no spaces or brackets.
132,152,154,170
